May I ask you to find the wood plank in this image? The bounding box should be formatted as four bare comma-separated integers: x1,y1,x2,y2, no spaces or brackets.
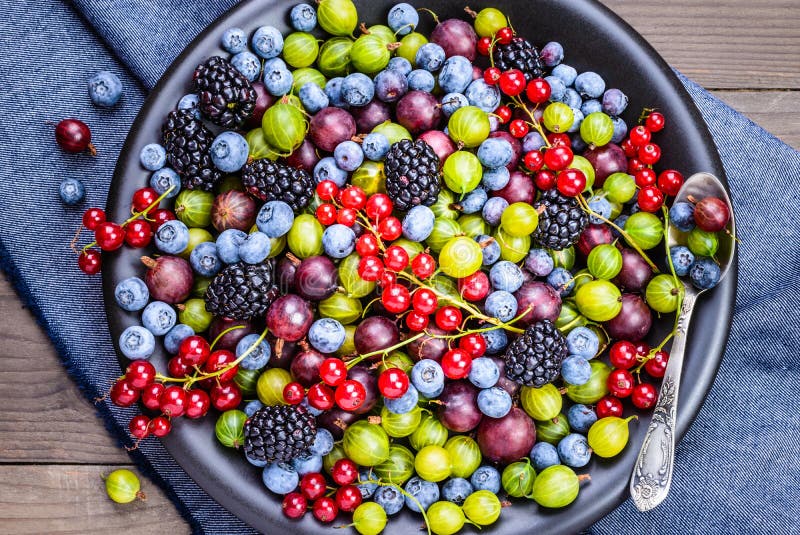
711,90,800,149
601,0,800,89
0,464,188,534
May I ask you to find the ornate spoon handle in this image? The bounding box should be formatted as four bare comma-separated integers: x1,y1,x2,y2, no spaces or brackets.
630,288,698,511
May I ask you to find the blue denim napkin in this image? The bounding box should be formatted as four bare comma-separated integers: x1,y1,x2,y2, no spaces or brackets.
0,1,797,533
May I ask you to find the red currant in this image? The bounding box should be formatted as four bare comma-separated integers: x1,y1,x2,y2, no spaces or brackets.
635,342,650,360
645,111,665,132
458,270,490,301
638,143,661,165
78,249,102,275
95,222,124,251
282,492,307,519
319,358,348,387
203,350,238,383
638,185,664,213
384,245,409,272
544,145,574,171
508,119,529,138
168,355,190,378
159,386,187,417
335,485,362,513
523,150,544,172
378,368,410,399
110,379,139,407
596,395,624,418
355,233,380,257
547,133,571,148
412,288,438,315
210,383,242,411
382,284,411,313
185,389,211,419
82,208,106,230
150,416,172,437
557,168,587,197
621,138,638,158
411,253,435,279
534,169,557,191
483,67,501,85
379,270,397,288
609,341,638,370
300,473,327,501
358,255,384,282
126,361,156,389
148,208,176,231
631,382,658,409
525,78,551,104
494,105,512,124
627,158,646,175
283,381,306,405
498,69,526,96
459,333,487,358
634,168,657,188
340,186,367,210
441,349,472,380
657,170,684,196
132,187,159,213
316,204,337,226
644,350,669,378
316,180,339,201
141,383,165,411
337,207,357,227
307,383,335,410
178,335,211,366
377,216,402,241
365,193,393,221
629,125,651,147
435,306,462,331
477,36,492,56
607,368,635,398
124,219,153,248
129,415,151,439
331,458,358,486
405,311,429,331
335,380,366,411
312,497,338,523
496,27,514,45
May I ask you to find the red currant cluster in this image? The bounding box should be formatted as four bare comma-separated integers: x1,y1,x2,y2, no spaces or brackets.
283,356,366,411
596,340,670,417
283,459,362,522
76,186,175,275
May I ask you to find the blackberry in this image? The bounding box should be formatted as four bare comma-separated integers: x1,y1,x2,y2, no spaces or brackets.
193,56,256,128
241,160,314,211
492,37,544,81
161,110,221,191
204,260,279,320
533,189,588,250
384,139,441,212
244,405,317,464
503,320,567,387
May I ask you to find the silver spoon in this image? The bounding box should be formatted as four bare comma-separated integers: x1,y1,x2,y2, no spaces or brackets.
630,172,736,512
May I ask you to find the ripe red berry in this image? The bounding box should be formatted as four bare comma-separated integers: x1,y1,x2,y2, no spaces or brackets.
377,216,402,241
337,207,357,227
379,270,397,288
340,186,367,210
634,168,657,188
307,383,335,411
607,368,635,398
411,253,435,279
159,385,187,417
316,203,337,226
110,379,140,407
82,208,106,230
609,341,638,370
132,187,159,213
644,350,669,378
544,145,574,171
355,233,380,257
78,249,102,275
657,170,684,196
283,381,306,405
435,306,462,331
526,78,551,104
645,111,665,132
498,69,526,96
124,220,153,248
203,350,238,383
459,333,487,358
412,288,438,314
319,358,348,387
55,118,95,154
483,67,501,85
300,473,327,501
178,335,211,366
621,138,637,158
557,169,587,197
141,383,165,411
638,185,665,213
185,389,211,419
405,311,429,331
334,379,366,411
508,119,529,138
150,416,172,437
596,395,624,418
534,170,557,191
335,485,363,513
494,105,512,124
629,125,651,147
496,27,514,45
378,368,410,399
331,458,359,486
129,415,151,439
95,222,125,251
168,355,190,378
381,284,410,313
282,492,307,519
441,349,473,380
476,36,493,56
316,180,339,201
458,270,490,301
523,150,544,172
358,255,384,282
638,142,661,165
632,382,658,409
384,245,409,272
627,157,646,175
126,361,156,389
312,497,338,523
148,208,176,231
210,383,242,411
547,133,571,148
365,193,393,221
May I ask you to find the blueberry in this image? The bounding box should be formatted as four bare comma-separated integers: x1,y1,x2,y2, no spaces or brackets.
292,453,323,476
670,246,695,277
324,77,349,108
440,92,469,117
357,468,378,499
611,116,628,144
404,476,439,512
310,428,334,456
262,58,293,96
602,88,629,116
221,27,247,53
164,324,194,354
216,229,247,264
522,131,547,153
244,399,265,418
362,132,391,161
150,167,181,198
525,248,554,277
119,326,155,360
374,484,405,515
551,64,577,87
114,277,149,312
485,290,517,322
290,3,317,32
252,26,283,58
236,333,272,370
231,51,261,82
482,167,510,191
177,93,200,119
558,433,592,468
477,386,512,418
442,478,473,505
460,187,488,214
483,328,508,355
374,68,408,103
468,357,499,388
342,73,374,107
406,69,435,92
308,318,346,353
211,131,249,173
561,88,582,109
490,261,524,293
59,178,85,205
189,242,222,277
238,231,271,264
402,205,435,241
567,108,584,134
540,41,564,67
545,76,566,102
410,359,445,398
88,71,122,107
612,215,629,237
690,257,721,290
572,135,588,153
547,267,575,297
581,99,603,116
298,82,329,114
575,71,606,99
567,404,597,434
262,462,298,494
313,157,348,187
481,196,508,226
566,327,599,359
670,201,696,232
470,466,501,493
415,43,446,72
388,56,413,76
388,3,419,36
154,220,189,255
257,200,295,238
465,79,501,113
141,301,176,336
322,224,356,258
476,234,500,266
384,384,419,414
438,55,473,94
139,143,167,171
333,140,364,172
531,442,560,472
561,355,592,386
588,197,612,224
477,138,513,169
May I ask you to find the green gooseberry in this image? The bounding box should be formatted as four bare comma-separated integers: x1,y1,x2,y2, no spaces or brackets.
473,7,507,37
291,67,326,93
344,420,390,467
443,151,482,194
608,199,623,220
550,246,576,270
396,32,428,63
646,274,682,313
335,325,357,357
556,300,588,331
377,351,414,374
234,368,261,397
215,174,245,194
380,405,422,438
580,112,615,147
104,469,142,504
178,298,212,333
439,236,482,278
687,228,719,257
543,102,574,133
374,443,415,484
352,502,387,535
179,227,214,259
531,465,581,508
575,279,622,321
262,102,307,154
371,121,412,145
174,189,213,228
624,211,664,250
215,409,246,448
567,360,611,404
256,367,292,405
430,274,460,303
572,269,594,293
414,445,452,482
448,106,490,148
426,218,462,253
350,161,386,195
462,490,502,526
501,202,539,237
588,415,637,458
569,155,596,192
339,253,376,298
192,276,211,298
318,37,353,77
431,189,459,220
318,292,363,325
283,32,319,68
502,461,536,497
267,234,286,258
245,128,280,161
426,501,465,535
495,227,530,263
457,213,490,239
316,0,358,36
351,34,392,74
287,213,323,258
536,413,570,445
410,413,449,450
444,436,482,478
603,172,636,203
366,25,396,46
587,244,623,280
520,383,563,421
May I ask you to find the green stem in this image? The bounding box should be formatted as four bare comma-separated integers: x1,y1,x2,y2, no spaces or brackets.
209,325,245,350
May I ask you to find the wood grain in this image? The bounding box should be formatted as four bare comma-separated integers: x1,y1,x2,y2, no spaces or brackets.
0,465,190,534
713,90,800,149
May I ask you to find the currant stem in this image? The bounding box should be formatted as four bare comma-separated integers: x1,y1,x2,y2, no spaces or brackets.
510,96,551,149
209,325,245,351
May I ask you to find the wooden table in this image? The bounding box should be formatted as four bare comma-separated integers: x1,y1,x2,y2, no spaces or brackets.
1,1,797,533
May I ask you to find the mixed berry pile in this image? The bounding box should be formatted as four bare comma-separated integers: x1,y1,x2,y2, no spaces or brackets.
62,1,732,533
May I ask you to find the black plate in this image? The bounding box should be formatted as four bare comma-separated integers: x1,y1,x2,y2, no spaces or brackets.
103,0,737,532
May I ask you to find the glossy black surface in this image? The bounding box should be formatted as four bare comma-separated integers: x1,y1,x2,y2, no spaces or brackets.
103,0,737,532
